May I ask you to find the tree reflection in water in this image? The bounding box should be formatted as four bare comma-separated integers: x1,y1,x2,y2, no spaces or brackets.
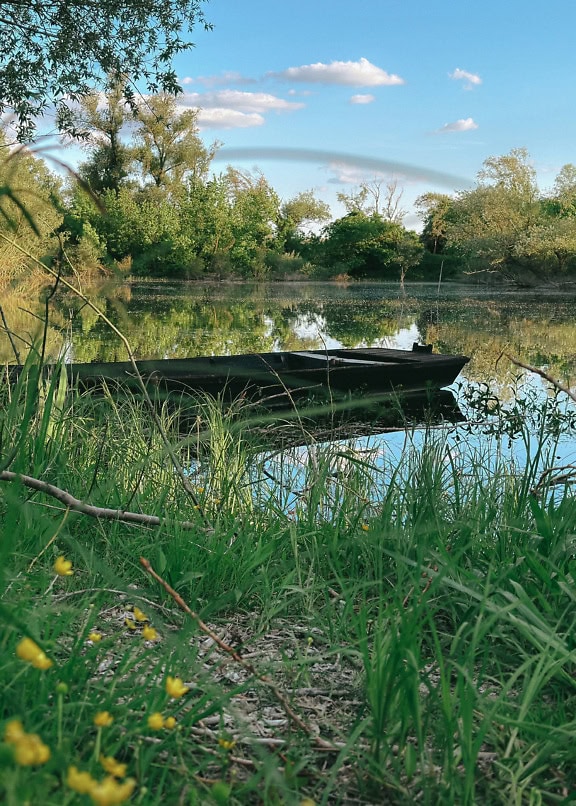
2,281,576,397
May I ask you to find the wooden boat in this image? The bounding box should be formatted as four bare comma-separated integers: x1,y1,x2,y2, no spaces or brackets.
60,343,469,403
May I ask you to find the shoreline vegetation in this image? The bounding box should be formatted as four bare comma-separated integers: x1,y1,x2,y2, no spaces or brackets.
3,118,576,292
1,237,576,804
2,340,576,804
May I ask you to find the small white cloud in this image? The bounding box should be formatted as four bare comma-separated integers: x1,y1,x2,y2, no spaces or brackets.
195,108,265,129
180,71,255,87
271,57,404,87
350,93,375,104
449,68,482,89
436,117,479,133
180,90,304,114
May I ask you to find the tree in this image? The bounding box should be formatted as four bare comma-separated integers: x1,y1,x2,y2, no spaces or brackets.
0,0,211,141
131,95,218,191
513,218,576,274
546,164,576,217
0,132,63,282
478,147,537,200
415,192,453,254
75,84,132,194
321,211,422,279
223,168,280,276
337,178,406,223
277,190,331,250
445,149,541,276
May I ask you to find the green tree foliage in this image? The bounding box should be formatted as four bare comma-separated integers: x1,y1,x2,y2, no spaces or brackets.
277,190,331,251
223,168,280,277
513,218,576,273
415,192,453,254
75,84,133,195
445,148,542,277
546,164,576,218
131,95,218,191
0,132,63,283
321,211,422,279
0,0,211,141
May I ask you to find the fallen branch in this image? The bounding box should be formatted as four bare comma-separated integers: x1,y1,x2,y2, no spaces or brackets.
504,353,576,404
0,470,208,534
139,556,338,752
531,464,576,496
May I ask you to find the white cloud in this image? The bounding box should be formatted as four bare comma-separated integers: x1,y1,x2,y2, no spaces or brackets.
271,57,404,87
180,90,304,114
350,93,375,104
194,108,265,129
180,71,255,87
436,117,479,133
449,68,482,89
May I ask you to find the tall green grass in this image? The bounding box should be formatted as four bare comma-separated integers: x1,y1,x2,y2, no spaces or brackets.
1,359,576,804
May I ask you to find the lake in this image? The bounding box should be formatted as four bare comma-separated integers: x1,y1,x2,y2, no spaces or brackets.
6,279,573,396
4,279,575,502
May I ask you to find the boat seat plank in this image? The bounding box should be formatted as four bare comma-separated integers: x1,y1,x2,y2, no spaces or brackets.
289,351,392,366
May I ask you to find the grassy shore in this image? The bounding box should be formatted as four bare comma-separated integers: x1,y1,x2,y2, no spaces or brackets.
1,358,576,805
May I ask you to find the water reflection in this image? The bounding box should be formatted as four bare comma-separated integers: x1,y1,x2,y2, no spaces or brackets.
2,281,576,395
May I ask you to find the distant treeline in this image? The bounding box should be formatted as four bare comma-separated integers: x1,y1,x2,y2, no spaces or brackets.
2,89,576,287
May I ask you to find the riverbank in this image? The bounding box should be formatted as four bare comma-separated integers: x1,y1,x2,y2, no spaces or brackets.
2,366,576,804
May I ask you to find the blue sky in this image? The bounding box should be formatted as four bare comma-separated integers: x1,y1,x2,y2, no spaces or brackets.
53,0,575,228
164,0,576,227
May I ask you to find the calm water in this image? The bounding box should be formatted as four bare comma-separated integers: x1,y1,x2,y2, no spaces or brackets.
4,279,575,496
18,279,575,394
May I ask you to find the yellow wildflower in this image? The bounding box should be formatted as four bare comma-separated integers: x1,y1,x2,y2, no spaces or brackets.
361,523,369,532
4,719,25,743
132,606,148,623
165,675,189,699
88,632,103,642
88,775,136,805
67,765,96,794
124,619,136,631
147,712,164,730
16,637,53,670
93,711,114,727
4,720,50,766
218,737,236,751
100,755,127,778
53,555,73,576
11,733,51,766
164,716,177,730
142,625,158,642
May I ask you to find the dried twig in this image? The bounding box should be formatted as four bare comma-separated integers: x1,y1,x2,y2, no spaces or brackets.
504,353,576,403
531,464,576,496
0,304,21,364
0,470,208,534
139,556,338,752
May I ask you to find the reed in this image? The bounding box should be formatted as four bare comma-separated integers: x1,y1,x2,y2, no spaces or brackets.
1,356,576,804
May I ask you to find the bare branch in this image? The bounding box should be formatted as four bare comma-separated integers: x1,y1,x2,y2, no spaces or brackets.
0,469,208,533
504,353,576,403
